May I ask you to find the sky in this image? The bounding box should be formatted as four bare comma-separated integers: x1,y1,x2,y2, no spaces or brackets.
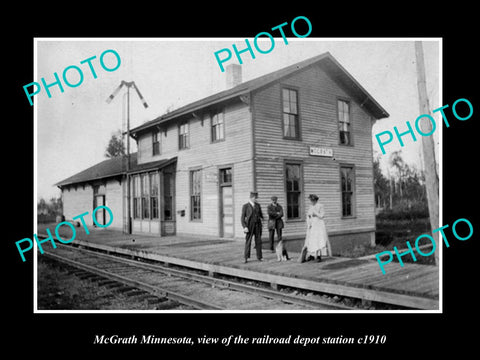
35,38,440,201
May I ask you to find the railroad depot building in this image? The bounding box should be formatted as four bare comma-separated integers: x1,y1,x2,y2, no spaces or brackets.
55,52,389,254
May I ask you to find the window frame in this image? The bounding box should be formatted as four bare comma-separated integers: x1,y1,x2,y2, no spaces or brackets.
163,171,174,221
149,172,159,219
189,168,202,221
178,122,190,150
132,175,141,219
284,160,304,221
337,98,353,146
281,86,301,140
211,109,226,143
140,173,150,219
339,164,356,218
152,131,161,156
219,167,233,186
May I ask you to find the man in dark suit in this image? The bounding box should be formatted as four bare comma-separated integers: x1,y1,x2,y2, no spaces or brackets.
241,191,264,263
267,196,284,252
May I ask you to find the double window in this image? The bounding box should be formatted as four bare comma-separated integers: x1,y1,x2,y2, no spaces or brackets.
282,88,300,139
132,173,159,220
190,169,202,220
338,99,351,145
211,111,225,142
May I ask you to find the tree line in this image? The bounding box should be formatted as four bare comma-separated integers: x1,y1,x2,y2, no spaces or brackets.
374,150,428,219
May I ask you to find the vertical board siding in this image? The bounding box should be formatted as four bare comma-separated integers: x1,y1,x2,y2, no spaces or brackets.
252,64,375,238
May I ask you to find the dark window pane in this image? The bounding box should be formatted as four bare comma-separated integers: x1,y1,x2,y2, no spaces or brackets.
142,197,149,219
151,197,158,219
164,172,173,221
164,197,172,220
287,205,293,218
293,206,299,218
152,132,160,155
190,170,202,220
133,198,139,219
340,131,350,145
341,167,354,216
293,179,299,191
286,164,301,219
220,168,232,184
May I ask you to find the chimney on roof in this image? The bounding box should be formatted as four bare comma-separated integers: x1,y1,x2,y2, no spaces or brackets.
226,64,242,89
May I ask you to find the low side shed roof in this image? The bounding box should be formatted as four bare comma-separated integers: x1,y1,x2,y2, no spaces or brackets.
55,153,176,188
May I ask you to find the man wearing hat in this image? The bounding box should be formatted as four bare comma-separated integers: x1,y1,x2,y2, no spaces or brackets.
240,191,264,263
267,196,284,252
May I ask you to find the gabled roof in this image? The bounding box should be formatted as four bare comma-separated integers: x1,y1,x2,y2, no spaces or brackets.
55,153,176,187
131,52,389,136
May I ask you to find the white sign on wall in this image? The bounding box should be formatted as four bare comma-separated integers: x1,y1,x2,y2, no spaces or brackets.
309,146,333,157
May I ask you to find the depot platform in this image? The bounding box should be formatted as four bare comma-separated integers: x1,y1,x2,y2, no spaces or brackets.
36,224,440,310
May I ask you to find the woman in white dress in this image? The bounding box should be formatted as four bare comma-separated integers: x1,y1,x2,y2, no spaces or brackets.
301,194,331,262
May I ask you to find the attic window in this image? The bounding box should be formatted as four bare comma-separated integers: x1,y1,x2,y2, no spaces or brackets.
179,122,190,150
152,131,161,156
282,88,300,139
211,110,225,142
338,99,351,145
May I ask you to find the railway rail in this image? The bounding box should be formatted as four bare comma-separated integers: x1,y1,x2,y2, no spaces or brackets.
40,243,354,310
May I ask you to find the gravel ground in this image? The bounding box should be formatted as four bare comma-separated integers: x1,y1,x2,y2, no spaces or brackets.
37,257,191,310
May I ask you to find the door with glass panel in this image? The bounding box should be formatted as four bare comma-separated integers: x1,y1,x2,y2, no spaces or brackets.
219,167,233,238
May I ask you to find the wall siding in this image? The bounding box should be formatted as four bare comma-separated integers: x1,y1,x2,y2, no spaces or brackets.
252,64,376,241
105,180,123,229
62,179,123,230
136,100,254,239
63,185,93,224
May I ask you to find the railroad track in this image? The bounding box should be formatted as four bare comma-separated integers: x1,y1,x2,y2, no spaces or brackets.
40,243,353,310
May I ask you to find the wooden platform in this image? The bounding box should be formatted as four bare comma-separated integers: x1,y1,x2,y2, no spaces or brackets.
37,225,440,310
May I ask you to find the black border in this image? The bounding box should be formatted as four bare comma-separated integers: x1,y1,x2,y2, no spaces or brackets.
7,7,478,356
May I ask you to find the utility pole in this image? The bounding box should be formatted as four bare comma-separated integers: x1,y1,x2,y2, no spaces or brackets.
414,41,440,265
107,81,148,234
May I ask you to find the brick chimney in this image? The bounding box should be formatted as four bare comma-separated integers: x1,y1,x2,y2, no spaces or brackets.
226,64,242,88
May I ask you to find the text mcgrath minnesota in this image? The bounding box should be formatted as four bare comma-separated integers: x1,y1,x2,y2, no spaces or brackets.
93,334,194,345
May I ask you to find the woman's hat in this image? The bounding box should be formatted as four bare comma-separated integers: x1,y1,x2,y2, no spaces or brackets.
308,194,319,201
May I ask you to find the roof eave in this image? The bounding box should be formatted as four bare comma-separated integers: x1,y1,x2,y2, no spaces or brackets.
56,172,125,188
131,89,250,136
